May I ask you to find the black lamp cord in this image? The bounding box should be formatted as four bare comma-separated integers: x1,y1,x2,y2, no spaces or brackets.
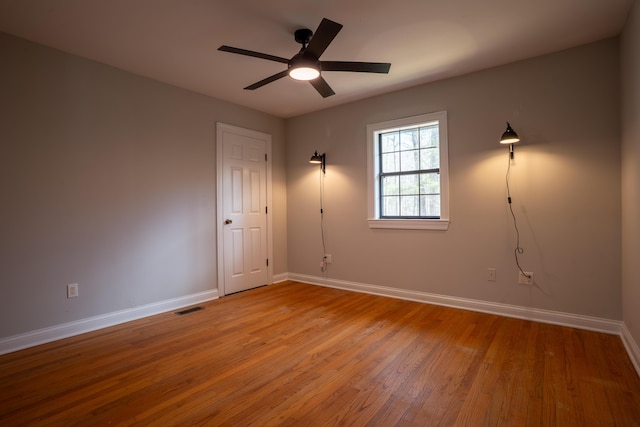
319,168,327,269
506,154,530,278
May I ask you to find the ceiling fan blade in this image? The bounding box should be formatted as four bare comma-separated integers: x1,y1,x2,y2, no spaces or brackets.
321,61,391,73
305,18,343,59
218,45,289,64
309,76,335,98
244,70,290,90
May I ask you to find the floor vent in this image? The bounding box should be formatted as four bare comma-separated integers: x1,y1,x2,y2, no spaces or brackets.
174,306,204,315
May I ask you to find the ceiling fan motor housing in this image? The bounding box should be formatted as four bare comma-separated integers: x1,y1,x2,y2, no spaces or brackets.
290,28,321,76
294,28,313,46
288,51,320,70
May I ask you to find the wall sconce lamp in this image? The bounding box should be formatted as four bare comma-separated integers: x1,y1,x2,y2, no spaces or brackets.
500,122,520,159
309,151,326,173
500,121,531,280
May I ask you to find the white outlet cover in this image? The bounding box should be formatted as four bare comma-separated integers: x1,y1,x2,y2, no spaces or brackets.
518,272,534,285
67,283,79,298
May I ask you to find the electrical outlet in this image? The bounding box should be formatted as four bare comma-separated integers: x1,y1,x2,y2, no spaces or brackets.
488,268,496,281
67,283,79,298
518,272,534,285
324,254,332,264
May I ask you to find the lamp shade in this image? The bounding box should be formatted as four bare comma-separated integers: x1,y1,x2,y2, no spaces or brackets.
500,122,520,144
309,151,326,173
309,151,323,163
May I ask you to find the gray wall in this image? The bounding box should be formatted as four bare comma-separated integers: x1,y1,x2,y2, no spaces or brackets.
286,39,622,320
0,32,287,338
622,1,640,346
0,27,630,341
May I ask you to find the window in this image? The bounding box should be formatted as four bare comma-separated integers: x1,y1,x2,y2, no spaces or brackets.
367,111,449,230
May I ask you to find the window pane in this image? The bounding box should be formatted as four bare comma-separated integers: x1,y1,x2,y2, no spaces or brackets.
420,125,439,148
382,176,399,195
420,147,439,170
400,128,419,150
400,196,419,216
420,172,440,195
382,196,399,216
400,149,419,172
381,152,399,173
420,195,440,217
400,174,419,196
380,132,398,153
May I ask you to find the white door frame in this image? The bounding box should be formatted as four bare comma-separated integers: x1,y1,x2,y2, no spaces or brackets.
216,122,273,296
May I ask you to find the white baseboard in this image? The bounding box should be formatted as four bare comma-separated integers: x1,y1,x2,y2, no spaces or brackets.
272,272,288,284
288,273,624,335
0,289,218,355
621,323,640,378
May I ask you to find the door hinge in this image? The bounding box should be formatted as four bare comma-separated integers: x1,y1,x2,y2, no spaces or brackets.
265,206,268,214
265,153,267,161
266,258,269,267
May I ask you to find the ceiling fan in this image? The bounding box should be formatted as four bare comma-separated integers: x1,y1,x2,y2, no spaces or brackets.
218,18,391,98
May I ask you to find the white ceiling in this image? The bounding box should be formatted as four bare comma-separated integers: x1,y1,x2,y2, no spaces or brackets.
0,0,633,118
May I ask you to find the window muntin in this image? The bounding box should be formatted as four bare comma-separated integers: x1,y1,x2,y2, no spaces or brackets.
378,123,441,218
366,111,449,230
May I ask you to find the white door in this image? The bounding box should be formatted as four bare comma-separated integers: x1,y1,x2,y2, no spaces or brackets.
216,123,271,295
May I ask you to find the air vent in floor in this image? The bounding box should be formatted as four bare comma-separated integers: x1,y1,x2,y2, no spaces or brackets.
174,306,204,315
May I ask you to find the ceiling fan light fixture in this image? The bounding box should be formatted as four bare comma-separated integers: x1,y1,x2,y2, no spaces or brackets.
288,53,320,80
289,65,320,81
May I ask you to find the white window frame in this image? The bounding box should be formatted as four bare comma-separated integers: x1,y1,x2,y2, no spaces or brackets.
367,111,450,230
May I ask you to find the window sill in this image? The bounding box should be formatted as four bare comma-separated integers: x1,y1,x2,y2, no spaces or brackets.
367,218,450,230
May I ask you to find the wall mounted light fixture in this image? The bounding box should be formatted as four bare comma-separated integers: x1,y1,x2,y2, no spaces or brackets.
310,151,326,173
309,150,328,272
500,122,520,159
500,121,530,280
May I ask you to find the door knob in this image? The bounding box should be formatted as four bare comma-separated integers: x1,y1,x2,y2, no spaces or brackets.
224,219,232,225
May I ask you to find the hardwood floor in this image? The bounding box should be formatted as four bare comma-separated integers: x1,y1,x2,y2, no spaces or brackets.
1,281,639,426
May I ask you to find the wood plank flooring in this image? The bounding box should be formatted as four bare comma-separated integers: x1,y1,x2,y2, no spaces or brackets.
1,281,639,426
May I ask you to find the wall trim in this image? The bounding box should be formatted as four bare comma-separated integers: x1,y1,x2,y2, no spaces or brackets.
288,273,624,335
621,323,640,377
272,272,289,283
0,289,218,355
